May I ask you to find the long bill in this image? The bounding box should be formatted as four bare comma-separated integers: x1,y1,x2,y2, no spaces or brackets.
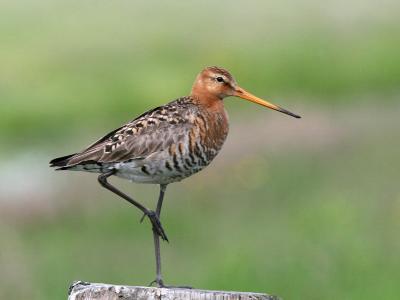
234,87,301,119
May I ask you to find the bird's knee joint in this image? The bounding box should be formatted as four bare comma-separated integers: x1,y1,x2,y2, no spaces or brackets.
98,175,107,186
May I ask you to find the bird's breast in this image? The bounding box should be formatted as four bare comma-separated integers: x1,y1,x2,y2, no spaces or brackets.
197,106,229,159
114,106,229,184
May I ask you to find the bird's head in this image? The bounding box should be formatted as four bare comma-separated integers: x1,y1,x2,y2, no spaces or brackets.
191,66,300,118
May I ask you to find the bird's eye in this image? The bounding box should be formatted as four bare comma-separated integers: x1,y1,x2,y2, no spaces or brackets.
216,76,224,83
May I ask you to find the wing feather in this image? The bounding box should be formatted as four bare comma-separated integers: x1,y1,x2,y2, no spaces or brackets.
59,97,196,168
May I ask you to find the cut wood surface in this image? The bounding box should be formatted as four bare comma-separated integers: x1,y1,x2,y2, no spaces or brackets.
68,281,280,300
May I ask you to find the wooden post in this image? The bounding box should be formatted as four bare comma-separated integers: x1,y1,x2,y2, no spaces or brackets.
68,281,280,300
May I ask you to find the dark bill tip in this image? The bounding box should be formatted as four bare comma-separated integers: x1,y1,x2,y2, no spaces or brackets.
277,107,301,119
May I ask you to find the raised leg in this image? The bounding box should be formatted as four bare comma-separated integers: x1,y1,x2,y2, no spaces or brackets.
97,170,168,241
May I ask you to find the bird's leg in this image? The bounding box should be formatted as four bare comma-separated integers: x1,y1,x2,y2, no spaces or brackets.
147,185,193,289
98,170,168,241
150,184,168,287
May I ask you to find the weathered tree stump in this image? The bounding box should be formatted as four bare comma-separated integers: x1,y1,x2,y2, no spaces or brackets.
68,281,279,300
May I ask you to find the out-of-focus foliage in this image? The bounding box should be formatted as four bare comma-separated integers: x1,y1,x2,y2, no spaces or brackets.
1,1,399,299
1,0,399,148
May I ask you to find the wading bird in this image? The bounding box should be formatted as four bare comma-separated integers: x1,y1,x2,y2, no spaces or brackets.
50,66,300,287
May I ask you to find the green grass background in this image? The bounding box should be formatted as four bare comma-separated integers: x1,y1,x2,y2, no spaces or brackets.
1,1,399,299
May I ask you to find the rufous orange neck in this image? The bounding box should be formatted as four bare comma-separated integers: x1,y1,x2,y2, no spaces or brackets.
191,93,225,112
190,70,228,112
191,88,225,112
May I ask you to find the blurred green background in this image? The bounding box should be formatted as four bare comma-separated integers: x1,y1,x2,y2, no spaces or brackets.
1,0,400,299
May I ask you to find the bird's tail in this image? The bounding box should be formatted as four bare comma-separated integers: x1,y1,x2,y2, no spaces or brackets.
49,154,76,170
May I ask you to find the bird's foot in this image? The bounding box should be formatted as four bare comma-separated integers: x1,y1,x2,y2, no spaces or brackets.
140,210,168,242
148,279,192,289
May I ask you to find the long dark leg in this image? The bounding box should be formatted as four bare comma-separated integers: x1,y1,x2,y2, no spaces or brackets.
152,184,167,287
151,184,192,289
97,170,168,241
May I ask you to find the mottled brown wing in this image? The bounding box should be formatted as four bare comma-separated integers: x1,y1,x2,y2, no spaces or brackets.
64,98,196,167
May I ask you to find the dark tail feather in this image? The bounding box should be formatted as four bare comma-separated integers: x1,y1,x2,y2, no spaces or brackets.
49,154,76,168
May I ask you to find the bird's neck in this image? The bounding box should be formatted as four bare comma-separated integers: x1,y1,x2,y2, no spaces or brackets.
190,92,229,152
190,91,225,113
